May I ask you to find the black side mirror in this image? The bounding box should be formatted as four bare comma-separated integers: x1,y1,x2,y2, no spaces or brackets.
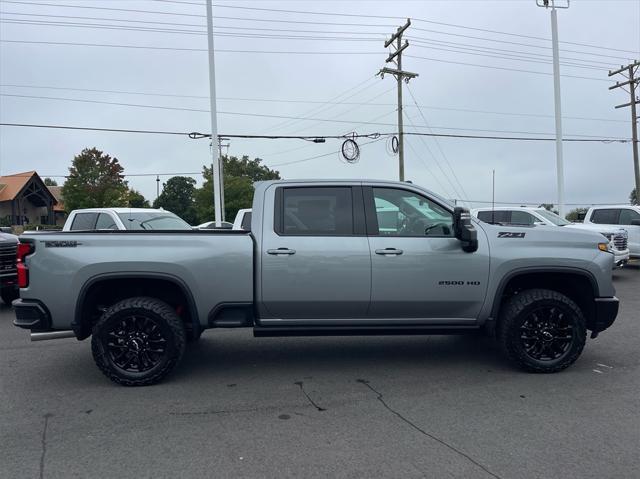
453,207,478,253
631,219,640,226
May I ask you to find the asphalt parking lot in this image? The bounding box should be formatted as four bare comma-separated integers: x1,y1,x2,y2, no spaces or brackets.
1,266,639,479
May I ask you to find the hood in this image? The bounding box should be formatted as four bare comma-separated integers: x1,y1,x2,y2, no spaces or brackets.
565,223,627,236
0,232,18,243
476,220,608,246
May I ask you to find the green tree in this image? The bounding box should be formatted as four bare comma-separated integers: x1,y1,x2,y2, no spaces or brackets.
43,177,58,186
195,155,280,222
127,189,150,208
631,188,638,205
62,148,129,212
153,176,198,224
566,207,588,222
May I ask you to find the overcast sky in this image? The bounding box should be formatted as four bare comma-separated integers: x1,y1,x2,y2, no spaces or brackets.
1,0,639,211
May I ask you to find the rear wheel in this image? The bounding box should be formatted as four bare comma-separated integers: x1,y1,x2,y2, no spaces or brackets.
91,296,186,386
499,289,586,373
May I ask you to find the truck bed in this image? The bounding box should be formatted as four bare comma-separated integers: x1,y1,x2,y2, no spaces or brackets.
19,230,254,331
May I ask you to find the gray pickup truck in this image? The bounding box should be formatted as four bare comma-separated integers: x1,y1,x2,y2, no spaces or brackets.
14,180,619,386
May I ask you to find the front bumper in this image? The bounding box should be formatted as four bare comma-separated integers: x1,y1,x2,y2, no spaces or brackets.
13,299,51,331
592,297,619,333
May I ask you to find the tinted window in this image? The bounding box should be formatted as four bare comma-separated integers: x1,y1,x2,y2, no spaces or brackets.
477,210,510,225
95,213,118,230
117,212,192,230
619,209,640,225
372,188,453,237
511,210,535,225
241,212,252,231
70,213,98,230
591,209,620,224
280,187,353,235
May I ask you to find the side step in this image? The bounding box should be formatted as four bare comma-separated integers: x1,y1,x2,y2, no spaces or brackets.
253,325,481,337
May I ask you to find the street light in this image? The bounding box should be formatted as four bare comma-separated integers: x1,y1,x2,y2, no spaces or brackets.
536,0,569,218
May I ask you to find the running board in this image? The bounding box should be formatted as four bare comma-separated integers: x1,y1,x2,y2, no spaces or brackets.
253,325,481,337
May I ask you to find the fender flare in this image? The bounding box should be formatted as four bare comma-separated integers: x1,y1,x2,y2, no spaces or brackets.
72,272,200,339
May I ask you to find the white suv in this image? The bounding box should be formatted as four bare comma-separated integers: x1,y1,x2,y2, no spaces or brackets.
472,207,630,267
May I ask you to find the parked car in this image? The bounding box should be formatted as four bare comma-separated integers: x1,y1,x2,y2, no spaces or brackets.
472,207,630,267
15,179,619,386
0,231,19,305
195,221,233,229
63,208,192,231
581,205,640,259
232,208,252,230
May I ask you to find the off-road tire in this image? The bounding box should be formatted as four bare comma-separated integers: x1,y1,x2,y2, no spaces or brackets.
499,289,587,373
1,288,19,306
91,296,186,386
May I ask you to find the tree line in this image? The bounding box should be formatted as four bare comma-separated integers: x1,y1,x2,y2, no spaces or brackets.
60,147,280,224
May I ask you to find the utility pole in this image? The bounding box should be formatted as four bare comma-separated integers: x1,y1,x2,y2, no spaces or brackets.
609,60,640,202
379,18,418,181
536,0,569,218
205,0,223,227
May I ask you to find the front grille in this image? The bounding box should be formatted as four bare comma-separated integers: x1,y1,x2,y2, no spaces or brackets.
613,233,628,251
0,243,17,275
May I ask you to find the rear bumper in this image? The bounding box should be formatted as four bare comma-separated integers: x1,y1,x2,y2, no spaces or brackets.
13,299,51,330
592,297,619,333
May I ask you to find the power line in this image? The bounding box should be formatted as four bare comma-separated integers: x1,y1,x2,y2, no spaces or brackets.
0,83,628,124
406,85,470,202
405,54,610,82
0,39,382,54
4,92,629,138
0,123,632,143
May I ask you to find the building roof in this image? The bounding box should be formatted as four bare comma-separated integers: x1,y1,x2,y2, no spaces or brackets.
47,185,66,212
0,171,37,202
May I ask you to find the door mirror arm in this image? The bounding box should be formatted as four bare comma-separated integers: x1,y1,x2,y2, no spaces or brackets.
453,207,478,253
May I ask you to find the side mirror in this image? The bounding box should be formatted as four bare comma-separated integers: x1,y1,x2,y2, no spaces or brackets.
453,207,478,253
631,219,640,226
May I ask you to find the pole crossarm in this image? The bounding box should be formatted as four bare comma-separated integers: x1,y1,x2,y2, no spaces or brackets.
378,67,419,79
384,19,411,48
609,61,640,77
609,77,639,90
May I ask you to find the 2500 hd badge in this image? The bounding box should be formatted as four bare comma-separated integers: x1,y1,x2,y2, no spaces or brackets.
438,280,481,286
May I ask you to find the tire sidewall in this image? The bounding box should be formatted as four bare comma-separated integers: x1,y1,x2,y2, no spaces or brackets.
504,295,586,371
92,301,184,385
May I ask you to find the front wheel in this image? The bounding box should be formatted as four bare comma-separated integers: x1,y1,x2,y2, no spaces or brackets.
91,297,186,386
499,289,587,373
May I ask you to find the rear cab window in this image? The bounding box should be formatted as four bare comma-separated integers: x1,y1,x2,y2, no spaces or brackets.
70,213,98,230
275,187,356,236
477,210,511,225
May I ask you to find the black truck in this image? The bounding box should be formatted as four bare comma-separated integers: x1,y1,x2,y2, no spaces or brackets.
0,232,19,305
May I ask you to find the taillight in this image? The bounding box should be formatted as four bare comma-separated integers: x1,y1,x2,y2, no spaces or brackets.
17,242,34,288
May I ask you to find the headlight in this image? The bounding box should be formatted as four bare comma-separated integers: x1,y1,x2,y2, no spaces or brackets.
598,242,613,253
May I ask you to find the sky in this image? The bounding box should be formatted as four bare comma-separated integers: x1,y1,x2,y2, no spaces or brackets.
1,0,639,212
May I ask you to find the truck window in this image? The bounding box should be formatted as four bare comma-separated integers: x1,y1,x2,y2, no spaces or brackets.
591,209,620,224
95,213,118,230
619,209,640,225
511,210,535,226
477,210,510,225
241,212,252,231
70,213,98,230
278,187,353,236
371,188,453,237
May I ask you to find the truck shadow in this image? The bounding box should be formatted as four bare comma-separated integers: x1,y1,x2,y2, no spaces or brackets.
176,332,507,380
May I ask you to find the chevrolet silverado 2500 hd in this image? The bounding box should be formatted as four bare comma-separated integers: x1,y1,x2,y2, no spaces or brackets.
14,180,619,386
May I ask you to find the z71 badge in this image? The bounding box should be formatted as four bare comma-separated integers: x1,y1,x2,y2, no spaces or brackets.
498,232,526,238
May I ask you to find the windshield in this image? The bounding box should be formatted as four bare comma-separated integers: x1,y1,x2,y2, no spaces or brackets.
536,209,571,226
117,212,192,230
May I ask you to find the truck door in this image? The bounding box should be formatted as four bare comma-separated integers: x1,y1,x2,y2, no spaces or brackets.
364,186,489,322
619,208,640,255
259,185,371,322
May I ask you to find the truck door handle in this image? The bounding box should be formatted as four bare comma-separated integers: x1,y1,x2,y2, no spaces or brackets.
267,248,296,255
375,248,403,256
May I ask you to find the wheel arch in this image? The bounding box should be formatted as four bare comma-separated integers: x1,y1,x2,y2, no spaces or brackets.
73,272,199,340
490,267,599,331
